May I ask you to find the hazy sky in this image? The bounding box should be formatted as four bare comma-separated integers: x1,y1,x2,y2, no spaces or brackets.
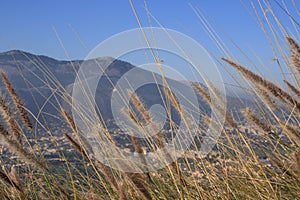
0,1,298,84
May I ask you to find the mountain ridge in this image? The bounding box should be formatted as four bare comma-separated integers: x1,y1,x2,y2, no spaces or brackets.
0,50,247,131
0,50,192,129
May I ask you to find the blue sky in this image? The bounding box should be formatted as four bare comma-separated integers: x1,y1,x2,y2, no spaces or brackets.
0,1,291,59
0,0,298,84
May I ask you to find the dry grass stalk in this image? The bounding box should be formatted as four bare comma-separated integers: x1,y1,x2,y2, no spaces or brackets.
130,92,152,124
0,170,21,191
0,123,48,176
170,161,186,185
126,107,164,155
126,96,163,196
203,115,211,123
286,36,300,73
94,160,124,199
117,182,127,200
128,92,164,151
192,82,236,128
61,109,97,154
256,86,280,110
284,80,300,100
128,92,164,149
61,109,77,133
64,133,89,159
0,96,22,146
0,71,32,130
242,108,272,132
163,87,182,113
127,173,152,200
130,134,153,182
127,109,142,127
294,152,300,178
206,80,226,106
224,112,237,128
0,125,46,172
222,58,300,110
61,109,121,190
8,165,22,192
131,135,143,154
191,82,211,104
0,81,70,198
126,107,161,169
279,122,300,146
268,155,295,178
0,123,72,200
128,92,185,186
64,132,122,198
77,192,103,200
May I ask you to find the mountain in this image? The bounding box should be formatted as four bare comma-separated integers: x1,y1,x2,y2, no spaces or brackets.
0,50,204,129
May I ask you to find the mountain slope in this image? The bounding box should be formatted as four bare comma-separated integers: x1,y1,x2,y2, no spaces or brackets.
0,51,197,128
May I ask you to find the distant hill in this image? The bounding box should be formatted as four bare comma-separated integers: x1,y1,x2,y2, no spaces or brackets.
0,51,127,124
0,50,249,132
0,51,201,128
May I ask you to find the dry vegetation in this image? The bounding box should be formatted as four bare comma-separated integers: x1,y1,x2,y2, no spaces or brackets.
0,1,299,199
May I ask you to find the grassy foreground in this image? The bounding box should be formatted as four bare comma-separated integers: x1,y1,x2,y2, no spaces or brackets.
0,1,300,200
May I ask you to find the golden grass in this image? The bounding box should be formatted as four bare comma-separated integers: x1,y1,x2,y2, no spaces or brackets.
0,2,299,199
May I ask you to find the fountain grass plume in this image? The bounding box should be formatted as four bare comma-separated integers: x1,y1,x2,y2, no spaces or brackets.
222,58,300,110
0,71,33,130
286,36,300,73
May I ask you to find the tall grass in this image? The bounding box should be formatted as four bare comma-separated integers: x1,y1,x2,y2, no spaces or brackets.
0,1,299,199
